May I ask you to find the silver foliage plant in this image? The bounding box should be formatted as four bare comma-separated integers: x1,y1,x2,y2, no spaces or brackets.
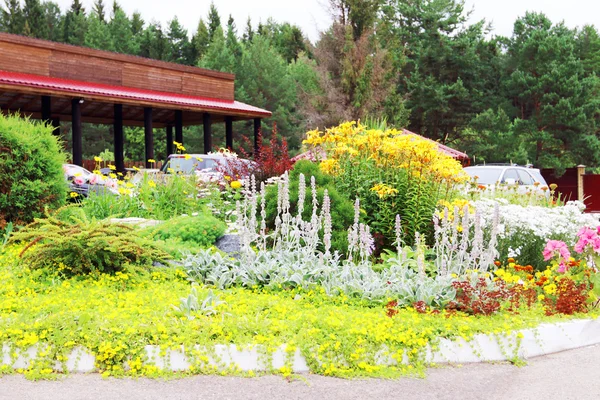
432,204,500,276
182,172,466,307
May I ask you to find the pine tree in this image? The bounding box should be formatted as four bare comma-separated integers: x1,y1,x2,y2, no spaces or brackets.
380,0,500,143
236,36,303,148
207,2,221,42
502,12,600,168
1,0,25,34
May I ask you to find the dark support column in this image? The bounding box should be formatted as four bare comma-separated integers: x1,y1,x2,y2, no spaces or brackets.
144,107,154,169
253,118,261,156
41,96,51,123
166,125,174,156
175,110,183,145
113,104,125,174
225,116,233,150
71,99,82,166
51,118,60,136
203,113,212,153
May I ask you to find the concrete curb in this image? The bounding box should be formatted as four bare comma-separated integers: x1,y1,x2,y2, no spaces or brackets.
2,318,599,373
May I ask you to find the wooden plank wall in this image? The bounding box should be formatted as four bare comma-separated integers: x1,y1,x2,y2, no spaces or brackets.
0,34,235,101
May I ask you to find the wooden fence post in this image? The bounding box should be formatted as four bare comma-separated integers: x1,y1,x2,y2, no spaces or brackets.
577,165,586,201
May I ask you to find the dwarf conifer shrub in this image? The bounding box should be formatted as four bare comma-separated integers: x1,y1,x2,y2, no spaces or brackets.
0,114,67,228
11,207,169,276
145,214,227,249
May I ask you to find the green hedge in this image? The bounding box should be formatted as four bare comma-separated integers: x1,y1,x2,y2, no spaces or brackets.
0,113,67,227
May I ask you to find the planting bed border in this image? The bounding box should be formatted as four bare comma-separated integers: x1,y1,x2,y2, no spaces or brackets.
2,318,599,373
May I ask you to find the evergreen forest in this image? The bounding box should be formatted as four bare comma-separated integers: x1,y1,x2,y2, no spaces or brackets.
2,0,600,169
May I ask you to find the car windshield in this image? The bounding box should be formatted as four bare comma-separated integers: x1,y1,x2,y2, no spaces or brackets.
165,157,221,174
464,168,503,184
64,165,92,178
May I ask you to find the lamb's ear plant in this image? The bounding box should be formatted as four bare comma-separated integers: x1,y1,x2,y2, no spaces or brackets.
9,205,169,276
183,172,458,307
1,222,13,250
173,287,226,319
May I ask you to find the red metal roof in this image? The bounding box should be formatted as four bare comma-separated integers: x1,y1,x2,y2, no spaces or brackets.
0,70,271,118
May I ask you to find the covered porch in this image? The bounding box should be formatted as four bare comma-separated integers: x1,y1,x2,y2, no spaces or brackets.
0,33,271,171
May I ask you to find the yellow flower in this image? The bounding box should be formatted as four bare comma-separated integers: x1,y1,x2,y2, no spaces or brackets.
543,283,557,295
109,173,117,179
94,156,103,162
370,183,398,199
148,159,156,164
148,180,156,188
230,180,242,190
184,154,191,160
69,192,78,198
108,164,116,170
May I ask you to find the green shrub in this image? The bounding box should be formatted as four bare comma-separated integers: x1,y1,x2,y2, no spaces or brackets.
0,113,67,227
10,207,169,276
144,214,226,249
264,160,355,254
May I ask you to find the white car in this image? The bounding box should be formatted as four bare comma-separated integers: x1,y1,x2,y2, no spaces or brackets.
464,165,549,189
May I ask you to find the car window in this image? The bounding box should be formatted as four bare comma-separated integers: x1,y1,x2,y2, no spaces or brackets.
502,169,520,183
464,168,502,184
528,169,548,186
517,170,534,185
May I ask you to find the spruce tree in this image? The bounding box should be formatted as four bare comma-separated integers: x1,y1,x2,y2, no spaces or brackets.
242,17,253,43
191,19,209,64
23,0,48,39
207,2,220,42
1,0,25,34
92,0,105,22
85,13,113,50
43,1,62,41
109,1,133,54
63,0,87,45
167,17,192,64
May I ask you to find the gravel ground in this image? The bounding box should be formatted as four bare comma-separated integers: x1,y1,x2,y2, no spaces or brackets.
1,345,598,400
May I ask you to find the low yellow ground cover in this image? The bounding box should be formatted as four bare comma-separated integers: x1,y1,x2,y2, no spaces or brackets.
0,245,585,379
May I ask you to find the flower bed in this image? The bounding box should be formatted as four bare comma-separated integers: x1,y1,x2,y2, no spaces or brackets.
0,245,598,379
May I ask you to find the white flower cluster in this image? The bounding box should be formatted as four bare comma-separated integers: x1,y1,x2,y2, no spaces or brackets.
473,199,598,241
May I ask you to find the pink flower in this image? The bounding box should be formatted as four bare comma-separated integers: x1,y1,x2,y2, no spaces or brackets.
575,226,600,254
543,240,571,262
557,262,567,273
73,176,85,186
88,174,99,185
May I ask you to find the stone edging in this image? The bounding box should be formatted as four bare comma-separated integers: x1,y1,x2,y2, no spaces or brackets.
2,318,599,373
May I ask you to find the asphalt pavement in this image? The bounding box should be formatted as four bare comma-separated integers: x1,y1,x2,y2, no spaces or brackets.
1,345,599,400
